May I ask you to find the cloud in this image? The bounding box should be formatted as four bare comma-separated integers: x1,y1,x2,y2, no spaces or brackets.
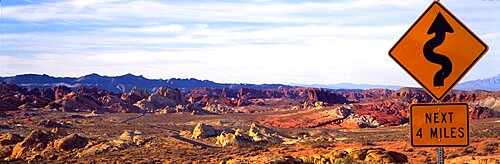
1,0,424,24
0,0,498,86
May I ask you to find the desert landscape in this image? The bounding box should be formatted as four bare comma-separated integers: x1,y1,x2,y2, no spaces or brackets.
1,0,500,163
0,79,499,163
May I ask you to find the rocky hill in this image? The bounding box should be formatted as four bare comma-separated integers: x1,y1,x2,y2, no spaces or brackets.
1,83,499,129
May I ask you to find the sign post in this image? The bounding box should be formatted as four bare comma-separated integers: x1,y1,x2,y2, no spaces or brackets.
389,0,488,163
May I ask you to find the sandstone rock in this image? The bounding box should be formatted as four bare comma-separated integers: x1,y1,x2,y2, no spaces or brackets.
56,91,102,112
475,96,500,110
364,148,395,163
469,106,500,119
299,150,354,164
155,86,184,103
341,115,380,128
121,88,149,103
0,133,23,146
117,130,147,146
248,123,289,143
157,106,175,114
53,134,88,151
134,100,156,111
76,142,113,158
387,151,408,163
204,103,231,114
147,93,178,109
54,86,71,100
216,129,251,147
344,89,393,101
99,95,123,106
132,87,184,111
50,128,68,136
85,110,100,117
346,148,368,160
192,123,217,139
10,130,54,159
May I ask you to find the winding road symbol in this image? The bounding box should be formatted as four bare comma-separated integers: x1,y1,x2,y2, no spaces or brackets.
423,13,453,87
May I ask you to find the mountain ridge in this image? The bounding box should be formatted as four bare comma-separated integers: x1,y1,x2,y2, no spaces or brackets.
0,74,294,93
1,73,499,93
455,74,500,91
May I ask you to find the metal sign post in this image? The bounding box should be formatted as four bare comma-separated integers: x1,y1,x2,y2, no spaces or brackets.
437,147,444,164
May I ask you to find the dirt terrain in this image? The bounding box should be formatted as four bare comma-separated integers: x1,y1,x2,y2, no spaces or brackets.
0,109,498,163
1,83,499,163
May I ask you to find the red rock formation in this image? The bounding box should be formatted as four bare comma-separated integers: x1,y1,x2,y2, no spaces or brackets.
54,91,102,112
343,89,393,102
41,88,55,100
121,88,149,103
54,86,71,100
185,87,348,106
469,106,500,119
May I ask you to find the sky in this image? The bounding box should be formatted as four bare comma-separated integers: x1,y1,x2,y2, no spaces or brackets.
0,0,498,86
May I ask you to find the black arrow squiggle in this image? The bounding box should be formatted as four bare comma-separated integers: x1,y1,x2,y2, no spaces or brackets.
423,13,454,86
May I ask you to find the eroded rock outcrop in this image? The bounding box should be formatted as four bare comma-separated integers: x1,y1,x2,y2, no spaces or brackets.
192,123,217,139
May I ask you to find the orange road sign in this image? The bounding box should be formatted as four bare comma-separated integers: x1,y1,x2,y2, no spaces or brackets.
410,103,469,147
389,1,488,101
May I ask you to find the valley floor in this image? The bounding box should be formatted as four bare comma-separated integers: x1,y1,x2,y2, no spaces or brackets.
0,110,499,163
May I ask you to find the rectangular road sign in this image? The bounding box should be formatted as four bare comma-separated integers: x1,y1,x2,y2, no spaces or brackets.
410,103,469,147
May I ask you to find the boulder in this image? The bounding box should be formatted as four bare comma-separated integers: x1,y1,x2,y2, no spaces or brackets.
215,129,251,147
10,130,54,159
50,128,68,136
364,149,395,163
53,134,88,151
192,123,217,139
346,148,368,160
341,115,380,128
117,130,147,146
387,151,408,163
248,123,289,143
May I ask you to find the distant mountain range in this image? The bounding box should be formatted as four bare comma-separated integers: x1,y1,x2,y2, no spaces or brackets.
1,73,498,93
455,74,500,91
0,73,293,93
291,83,404,90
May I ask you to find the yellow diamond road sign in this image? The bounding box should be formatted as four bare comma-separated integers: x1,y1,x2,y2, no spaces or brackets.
389,1,488,101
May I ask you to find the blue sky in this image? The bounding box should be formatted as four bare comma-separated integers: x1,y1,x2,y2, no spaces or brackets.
0,0,498,86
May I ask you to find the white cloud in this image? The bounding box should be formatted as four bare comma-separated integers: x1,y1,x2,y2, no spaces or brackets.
0,0,498,86
1,0,424,24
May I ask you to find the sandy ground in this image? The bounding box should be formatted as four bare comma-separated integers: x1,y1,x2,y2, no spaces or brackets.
0,110,498,163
